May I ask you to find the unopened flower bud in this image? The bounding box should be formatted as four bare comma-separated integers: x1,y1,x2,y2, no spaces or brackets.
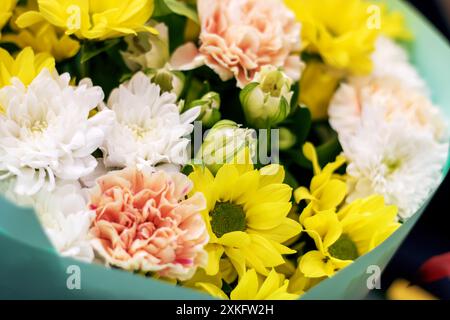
147,68,185,98
121,23,170,71
186,91,221,127
240,66,293,128
197,120,257,174
279,127,297,150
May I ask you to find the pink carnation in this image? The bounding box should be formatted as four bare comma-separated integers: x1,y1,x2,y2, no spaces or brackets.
88,167,208,280
171,0,302,88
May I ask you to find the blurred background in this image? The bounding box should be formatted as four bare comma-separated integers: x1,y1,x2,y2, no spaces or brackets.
369,0,450,300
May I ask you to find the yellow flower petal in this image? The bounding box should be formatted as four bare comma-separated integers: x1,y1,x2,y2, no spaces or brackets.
248,218,302,243
205,244,224,276
299,202,314,225
250,183,292,208
0,47,54,88
317,179,347,210
231,170,259,205
294,186,314,204
189,166,216,211
247,234,285,267
255,269,282,300
246,202,292,230
196,283,228,300
230,269,259,300
217,231,251,248
18,0,155,41
224,248,246,279
269,240,297,255
303,142,321,175
267,281,300,300
299,250,335,278
303,211,342,249
259,164,285,187
213,164,239,202
16,11,46,28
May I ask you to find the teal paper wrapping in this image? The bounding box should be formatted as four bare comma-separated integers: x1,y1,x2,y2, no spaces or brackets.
0,0,449,299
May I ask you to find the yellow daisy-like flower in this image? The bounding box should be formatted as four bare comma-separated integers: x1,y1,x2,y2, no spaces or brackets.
285,0,410,75
0,0,17,34
189,163,302,278
293,142,347,225
299,195,400,278
198,268,300,300
16,0,157,41
0,46,55,88
2,1,80,61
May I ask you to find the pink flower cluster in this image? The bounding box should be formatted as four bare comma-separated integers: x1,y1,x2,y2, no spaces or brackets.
88,167,208,280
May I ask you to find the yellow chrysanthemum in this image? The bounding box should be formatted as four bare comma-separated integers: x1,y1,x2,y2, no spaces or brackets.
294,142,347,225
198,268,299,300
299,195,400,278
0,0,17,34
16,0,157,41
0,46,55,88
189,163,302,278
299,61,343,120
2,1,79,61
285,0,410,75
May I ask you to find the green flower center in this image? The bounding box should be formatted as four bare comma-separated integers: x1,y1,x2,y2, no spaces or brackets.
210,202,246,238
261,70,284,97
383,157,402,175
328,234,359,261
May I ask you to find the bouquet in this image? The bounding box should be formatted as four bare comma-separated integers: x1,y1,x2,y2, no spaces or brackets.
0,0,449,300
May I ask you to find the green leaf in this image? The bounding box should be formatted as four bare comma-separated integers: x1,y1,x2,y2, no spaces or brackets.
154,0,199,24
315,133,342,168
80,39,121,64
282,106,312,147
288,131,342,170
284,169,299,190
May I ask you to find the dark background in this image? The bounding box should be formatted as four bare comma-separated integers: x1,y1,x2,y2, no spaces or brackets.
376,0,450,299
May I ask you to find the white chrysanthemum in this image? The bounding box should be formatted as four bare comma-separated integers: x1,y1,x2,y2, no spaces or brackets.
0,178,94,262
0,69,114,196
370,36,428,94
342,103,448,220
33,182,95,262
329,77,448,146
102,72,200,170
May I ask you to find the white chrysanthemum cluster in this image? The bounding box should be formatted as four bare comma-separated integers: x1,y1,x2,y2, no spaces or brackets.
0,70,114,196
329,39,449,220
0,68,202,261
101,72,200,170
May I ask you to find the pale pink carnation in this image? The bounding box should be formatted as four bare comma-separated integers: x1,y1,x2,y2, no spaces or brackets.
171,0,303,87
88,167,208,281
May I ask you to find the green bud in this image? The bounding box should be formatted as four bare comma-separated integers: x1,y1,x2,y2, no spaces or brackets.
197,120,257,174
146,68,185,98
186,91,221,127
122,23,170,71
240,66,293,128
279,127,297,150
